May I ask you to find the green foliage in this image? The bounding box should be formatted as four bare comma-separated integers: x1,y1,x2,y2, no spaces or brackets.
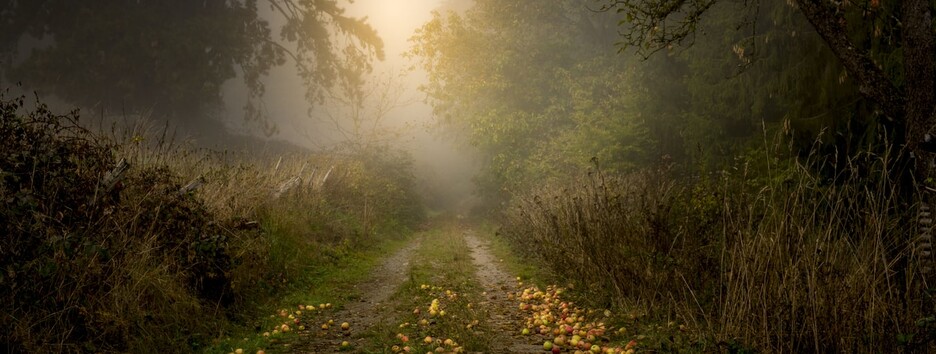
411,1,652,207
416,0,929,351
411,0,893,210
602,0,907,169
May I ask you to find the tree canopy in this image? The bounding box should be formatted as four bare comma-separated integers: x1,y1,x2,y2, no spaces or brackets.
411,0,648,206
411,0,883,207
0,0,384,135
602,0,933,184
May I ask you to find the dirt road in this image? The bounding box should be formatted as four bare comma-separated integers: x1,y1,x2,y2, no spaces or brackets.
287,225,542,353
288,239,420,353
463,230,543,354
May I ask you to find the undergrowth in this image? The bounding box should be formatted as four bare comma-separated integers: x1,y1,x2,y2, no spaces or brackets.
501,147,934,352
0,95,423,353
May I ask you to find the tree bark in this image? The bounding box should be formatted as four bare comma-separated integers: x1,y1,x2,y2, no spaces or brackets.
901,0,936,175
794,0,906,122
902,0,936,305
796,0,936,300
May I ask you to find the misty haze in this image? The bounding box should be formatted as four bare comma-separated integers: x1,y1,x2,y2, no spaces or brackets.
1,0,935,353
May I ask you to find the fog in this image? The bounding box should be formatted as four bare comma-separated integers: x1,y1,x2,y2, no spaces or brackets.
3,1,930,352
0,0,892,215
1,0,480,213
233,0,480,213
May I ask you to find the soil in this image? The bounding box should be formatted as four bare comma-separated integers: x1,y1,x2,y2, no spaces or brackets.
287,239,421,353
288,227,541,353
463,230,543,354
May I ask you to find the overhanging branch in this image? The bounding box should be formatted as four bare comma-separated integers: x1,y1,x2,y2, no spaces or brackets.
794,0,905,120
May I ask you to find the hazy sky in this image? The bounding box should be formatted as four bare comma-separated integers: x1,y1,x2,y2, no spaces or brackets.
347,0,444,59
346,0,479,210
229,0,444,147
349,0,479,210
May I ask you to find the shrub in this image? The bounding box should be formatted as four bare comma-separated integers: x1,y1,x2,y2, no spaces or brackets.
0,94,427,352
0,96,236,352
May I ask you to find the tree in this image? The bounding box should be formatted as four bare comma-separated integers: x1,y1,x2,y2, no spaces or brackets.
601,0,933,186
601,0,934,335
307,69,415,152
0,0,383,136
411,0,653,208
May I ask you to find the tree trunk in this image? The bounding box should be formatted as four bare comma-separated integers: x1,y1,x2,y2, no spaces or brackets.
902,0,936,179
901,0,936,318
797,0,936,317
794,0,905,121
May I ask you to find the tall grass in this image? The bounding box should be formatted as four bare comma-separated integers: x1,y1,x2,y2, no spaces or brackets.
501,146,931,351
0,96,423,352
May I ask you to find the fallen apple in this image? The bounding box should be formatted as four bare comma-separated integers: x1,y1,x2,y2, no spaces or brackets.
625,340,637,350
554,335,566,346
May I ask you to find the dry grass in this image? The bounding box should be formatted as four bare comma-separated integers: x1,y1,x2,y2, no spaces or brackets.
0,96,422,352
501,148,932,352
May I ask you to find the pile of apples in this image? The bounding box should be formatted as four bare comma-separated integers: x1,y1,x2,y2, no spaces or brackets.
259,302,333,339
513,282,638,354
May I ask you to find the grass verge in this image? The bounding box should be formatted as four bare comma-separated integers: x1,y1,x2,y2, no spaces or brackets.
477,222,685,353
499,150,930,352
203,232,414,354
